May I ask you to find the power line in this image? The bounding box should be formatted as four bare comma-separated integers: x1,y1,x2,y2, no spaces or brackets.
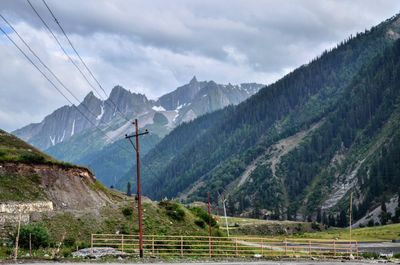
26,0,105,102
41,0,131,122
0,24,130,152
0,13,124,135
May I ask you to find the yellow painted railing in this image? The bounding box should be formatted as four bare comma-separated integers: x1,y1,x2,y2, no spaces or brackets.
91,234,359,258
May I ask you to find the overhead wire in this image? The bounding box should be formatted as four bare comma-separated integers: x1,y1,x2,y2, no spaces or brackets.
0,13,126,136
41,0,131,122
26,0,105,102
0,22,130,152
37,1,166,186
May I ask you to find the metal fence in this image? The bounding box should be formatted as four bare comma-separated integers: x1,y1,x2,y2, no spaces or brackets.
91,234,359,258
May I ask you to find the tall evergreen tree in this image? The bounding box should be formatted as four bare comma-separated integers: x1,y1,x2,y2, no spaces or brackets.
317,209,322,223
127,182,132,197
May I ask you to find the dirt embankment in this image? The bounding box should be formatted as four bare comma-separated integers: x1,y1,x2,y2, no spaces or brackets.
0,162,113,211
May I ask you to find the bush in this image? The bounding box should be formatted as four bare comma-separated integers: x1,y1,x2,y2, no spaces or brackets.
311,222,321,231
63,237,76,247
16,223,49,249
367,219,374,227
159,201,185,221
362,252,379,259
19,153,45,164
77,241,90,249
189,207,217,227
393,252,400,259
122,207,133,217
62,248,72,257
194,219,206,228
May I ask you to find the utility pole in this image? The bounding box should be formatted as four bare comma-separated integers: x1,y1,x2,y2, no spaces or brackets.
207,192,213,257
349,192,353,254
218,192,230,237
125,119,148,258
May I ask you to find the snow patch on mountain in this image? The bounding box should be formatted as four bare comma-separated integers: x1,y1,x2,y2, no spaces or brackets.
49,135,55,146
152,105,166,112
96,104,105,120
71,120,75,136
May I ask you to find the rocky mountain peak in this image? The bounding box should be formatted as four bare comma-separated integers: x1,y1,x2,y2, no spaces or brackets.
109,85,129,100
189,75,198,84
81,91,101,105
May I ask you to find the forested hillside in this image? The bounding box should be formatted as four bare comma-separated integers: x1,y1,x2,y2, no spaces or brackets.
131,14,400,225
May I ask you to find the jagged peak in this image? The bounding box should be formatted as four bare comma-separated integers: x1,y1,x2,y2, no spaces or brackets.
82,91,100,102
189,75,198,84
109,85,131,99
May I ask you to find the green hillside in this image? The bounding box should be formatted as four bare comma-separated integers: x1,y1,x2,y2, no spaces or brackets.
129,14,400,225
0,129,72,167
0,131,223,259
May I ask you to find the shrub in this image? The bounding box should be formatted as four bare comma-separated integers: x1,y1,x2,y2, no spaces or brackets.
63,237,76,247
311,222,321,231
393,252,400,259
367,219,374,227
194,219,206,228
362,252,379,259
19,153,45,164
189,206,217,227
122,207,133,217
159,201,185,221
16,223,49,249
62,248,72,257
77,241,90,249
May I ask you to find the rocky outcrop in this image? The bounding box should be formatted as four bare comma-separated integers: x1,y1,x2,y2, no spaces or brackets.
0,163,112,211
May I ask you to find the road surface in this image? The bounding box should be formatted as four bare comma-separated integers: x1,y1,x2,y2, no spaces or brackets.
0,260,394,265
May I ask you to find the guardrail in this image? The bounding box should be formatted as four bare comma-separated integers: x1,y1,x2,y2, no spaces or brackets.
91,234,359,258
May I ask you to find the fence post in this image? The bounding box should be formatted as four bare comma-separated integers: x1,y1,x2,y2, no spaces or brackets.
284,238,287,256
121,234,124,252
356,241,359,259
90,234,93,256
333,240,336,257
152,236,155,255
180,236,183,257
29,233,32,257
235,238,238,257
308,240,311,256
209,235,212,258
261,238,264,256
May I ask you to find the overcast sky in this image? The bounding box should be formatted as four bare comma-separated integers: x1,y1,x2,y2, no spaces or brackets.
0,0,400,132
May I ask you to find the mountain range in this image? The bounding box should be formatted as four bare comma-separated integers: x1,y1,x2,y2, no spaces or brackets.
13,78,263,186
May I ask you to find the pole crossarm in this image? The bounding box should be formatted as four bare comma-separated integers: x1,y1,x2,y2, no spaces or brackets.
125,131,149,138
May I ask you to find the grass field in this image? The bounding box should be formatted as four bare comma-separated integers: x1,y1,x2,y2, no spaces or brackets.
221,215,400,242
292,223,400,242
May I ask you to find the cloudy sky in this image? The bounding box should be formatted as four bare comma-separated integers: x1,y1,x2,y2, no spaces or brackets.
0,0,400,132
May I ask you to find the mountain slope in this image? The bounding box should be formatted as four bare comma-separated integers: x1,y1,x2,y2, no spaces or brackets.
14,79,262,187
136,14,400,224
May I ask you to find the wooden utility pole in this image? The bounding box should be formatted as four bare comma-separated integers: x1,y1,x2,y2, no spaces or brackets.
14,212,22,261
125,119,148,258
349,192,353,254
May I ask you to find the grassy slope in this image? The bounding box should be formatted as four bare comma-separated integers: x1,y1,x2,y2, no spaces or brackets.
0,129,76,168
291,223,400,242
0,129,72,201
219,216,400,241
